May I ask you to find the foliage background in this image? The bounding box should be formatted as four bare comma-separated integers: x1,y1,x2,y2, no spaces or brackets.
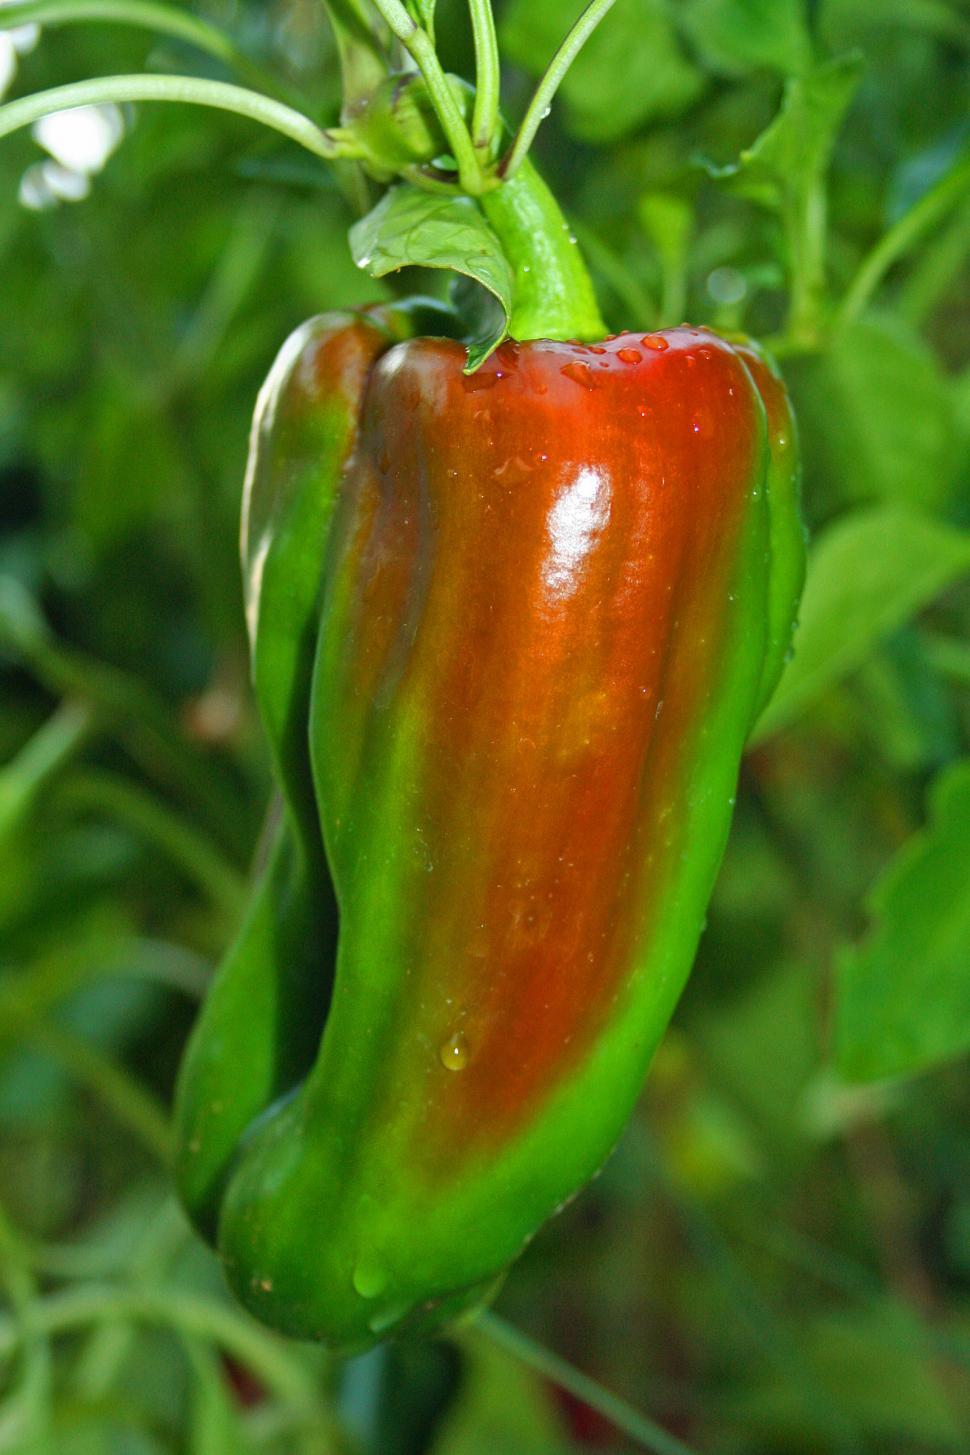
1,0,970,1450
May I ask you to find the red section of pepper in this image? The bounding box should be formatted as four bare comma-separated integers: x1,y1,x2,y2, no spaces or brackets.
316,328,764,1158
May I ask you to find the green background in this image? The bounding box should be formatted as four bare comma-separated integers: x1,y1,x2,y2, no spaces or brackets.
1,1,970,1450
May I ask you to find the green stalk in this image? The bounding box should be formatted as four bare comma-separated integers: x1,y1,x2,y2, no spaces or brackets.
475,1315,697,1455
0,701,94,845
0,75,346,161
501,0,618,179
838,150,970,328
468,0,500,156
481,159,606,340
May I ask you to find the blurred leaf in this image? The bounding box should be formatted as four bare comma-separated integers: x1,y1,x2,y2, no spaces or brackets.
755,507,970,739
692,960,819,1154
638,191,692,264
186,1340,255,1455
702,53,862,207
790,316,960,513
0,701,92,845
679,0,813,76
836,758,970,1083
501,0,703,142
434,1333,566,1455
803,1306,965,1448
822,0,970,50
639,191,692,325
349,185,512,368
851,630,959,771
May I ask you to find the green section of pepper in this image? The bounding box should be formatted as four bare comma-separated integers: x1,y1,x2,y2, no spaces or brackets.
174,297,462,1243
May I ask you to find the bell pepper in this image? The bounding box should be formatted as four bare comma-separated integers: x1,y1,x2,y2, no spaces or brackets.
176,291,804,1350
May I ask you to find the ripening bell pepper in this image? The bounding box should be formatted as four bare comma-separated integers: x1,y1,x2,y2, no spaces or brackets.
175,293,804,1351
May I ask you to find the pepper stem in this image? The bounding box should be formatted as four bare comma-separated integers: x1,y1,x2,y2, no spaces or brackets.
480,160,606,341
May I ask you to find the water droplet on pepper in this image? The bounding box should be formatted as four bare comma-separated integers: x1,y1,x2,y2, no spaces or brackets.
439,1031,469,1070
561,361,596,390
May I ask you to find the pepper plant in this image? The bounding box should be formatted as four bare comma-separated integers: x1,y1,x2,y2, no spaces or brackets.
2,0,970,1451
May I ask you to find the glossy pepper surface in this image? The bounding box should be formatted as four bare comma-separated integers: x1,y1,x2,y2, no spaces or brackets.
175,314,804,1352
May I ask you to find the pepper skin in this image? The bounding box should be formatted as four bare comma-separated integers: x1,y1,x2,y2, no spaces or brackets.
180,323,804,1352
175,299,459,1238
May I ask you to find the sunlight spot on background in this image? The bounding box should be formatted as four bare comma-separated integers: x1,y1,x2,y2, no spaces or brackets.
33,104,125,174
0,0,40,98
20,104,125,210
20,161,92,211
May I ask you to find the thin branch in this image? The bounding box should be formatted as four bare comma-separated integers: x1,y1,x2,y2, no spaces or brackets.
468,0,500,155
838,151,970,327
475,1313,698,1455
502,0,617,179
0,75,346,162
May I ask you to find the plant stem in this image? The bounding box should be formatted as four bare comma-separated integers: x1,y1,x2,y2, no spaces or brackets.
0,700,95,845
501,0,617,179
0,0,296,103
785,178,828,347
480,159,606,339
837,150,970,328
474,1314,697,1455
468,0,500,156
368,0,483,192
0,75,345,162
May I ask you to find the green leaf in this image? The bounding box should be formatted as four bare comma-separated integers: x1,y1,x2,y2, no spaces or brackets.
836,759,970,1083
754,507,970,739
703,53,862,208
679,0,812,76
789,315,959,513
501,0,703,142
349,185,514,369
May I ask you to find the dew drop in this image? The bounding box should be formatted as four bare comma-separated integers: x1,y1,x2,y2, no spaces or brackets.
440,1030,469,1071
641,334,669,352
617,347,641,365
462,370,499,392
588,345,607,354
561,360,596,390
353,1255,388,1300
